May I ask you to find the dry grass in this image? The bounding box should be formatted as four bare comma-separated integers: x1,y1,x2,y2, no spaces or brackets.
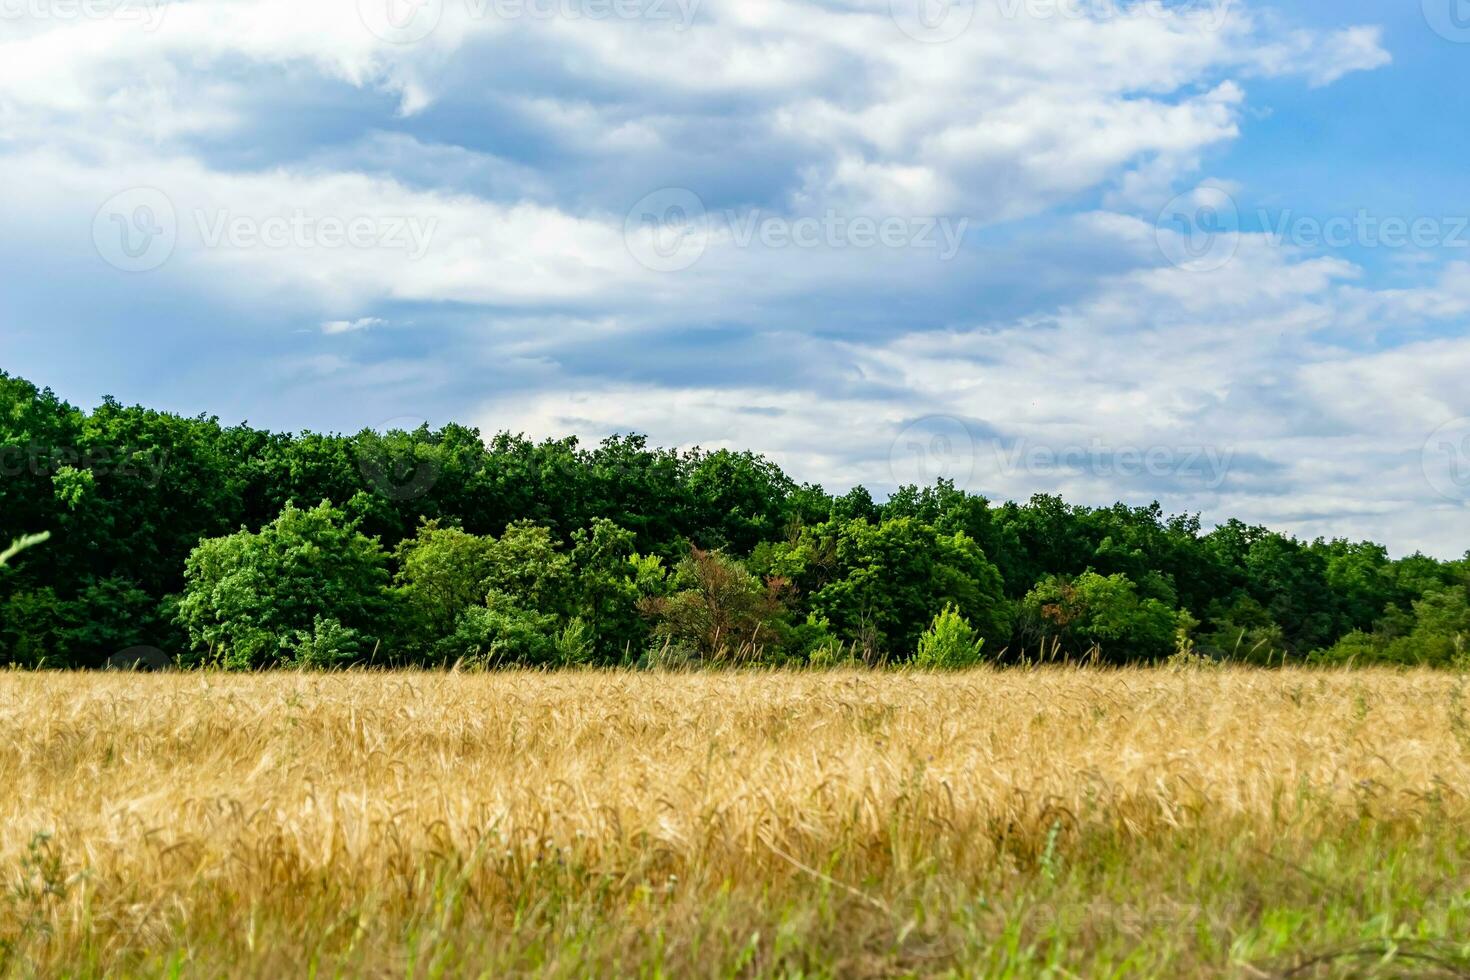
3,668,1470,977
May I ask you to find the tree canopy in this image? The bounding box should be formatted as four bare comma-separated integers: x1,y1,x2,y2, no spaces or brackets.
2,370,1466,669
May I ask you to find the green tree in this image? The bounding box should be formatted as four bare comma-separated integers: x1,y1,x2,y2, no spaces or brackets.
885,482,1023,592
681,448,796,554
640,548,789,664
808,517,1011,660
442,596,559,666
1313,586,1470,667
570,519,650,663
1203,521,1340,655
1020,571,1180,662
175,501,390,668
0,366,1462,670
393,521,498,642
483,521,573,614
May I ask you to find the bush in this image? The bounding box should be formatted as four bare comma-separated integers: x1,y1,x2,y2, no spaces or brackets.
640,640,700,671
393,521,498,641
553,616,596,667
483,522,574,615
788,613,851,667
0,535,57,667
570,519,658,663
290,616,365,668
0,588,68,668
805,517,1011,660
443,596,559,666
1020,571,1179,662
175,501,389,668
912,604,987,669
1197,596,1288,663
639,548,789,664
1311,587,1470,667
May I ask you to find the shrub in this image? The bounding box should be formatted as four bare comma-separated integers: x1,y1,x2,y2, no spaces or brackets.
570,520,657,663
806,517,1011,660
1197,596,1289,664
290,616,365,668
1309,629,1383,666
1311,587,1470,667
553,616,596,667
444,596,559,666
0,588,68,668
639,548,789,664
393,521,498,640
640,640,699,671
912,604,987,669
1020,571,1179,662
175,501,389,668
788,613,849,667
483,522,574,615
806,643,861,670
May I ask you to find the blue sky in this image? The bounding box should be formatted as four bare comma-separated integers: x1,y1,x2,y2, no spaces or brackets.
3,0,1469,555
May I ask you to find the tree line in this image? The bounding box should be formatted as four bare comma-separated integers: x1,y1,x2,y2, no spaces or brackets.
1,370,1466,669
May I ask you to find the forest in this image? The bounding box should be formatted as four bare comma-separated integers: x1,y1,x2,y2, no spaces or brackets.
2,369,1466,670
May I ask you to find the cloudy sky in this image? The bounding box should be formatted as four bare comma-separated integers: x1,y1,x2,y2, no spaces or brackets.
3,0,1469,555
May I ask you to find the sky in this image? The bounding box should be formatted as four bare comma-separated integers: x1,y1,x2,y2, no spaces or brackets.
2,0,1469,556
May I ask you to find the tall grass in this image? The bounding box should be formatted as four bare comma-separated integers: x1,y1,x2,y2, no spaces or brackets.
3,668,1469,977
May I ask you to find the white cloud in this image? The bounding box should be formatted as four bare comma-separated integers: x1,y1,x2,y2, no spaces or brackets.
476,211,1470,558
321,317,387,334
2,0,1433,554
0,0,1390,225
1247,25,1393,87
1,148,635,310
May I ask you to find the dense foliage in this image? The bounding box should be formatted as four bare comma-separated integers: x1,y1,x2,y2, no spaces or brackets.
2,370,1467,668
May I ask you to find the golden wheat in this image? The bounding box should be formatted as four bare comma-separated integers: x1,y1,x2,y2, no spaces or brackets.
3,668,1468,977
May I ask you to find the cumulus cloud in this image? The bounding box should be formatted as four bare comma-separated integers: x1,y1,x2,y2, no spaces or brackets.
4,0,1449,556
0,0,1389,225
475,219,1470,557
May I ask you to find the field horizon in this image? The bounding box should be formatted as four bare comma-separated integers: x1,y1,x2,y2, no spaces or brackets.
5,666,1469,977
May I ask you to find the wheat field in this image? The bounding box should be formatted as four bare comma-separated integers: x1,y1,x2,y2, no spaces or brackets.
3,668,1469,978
